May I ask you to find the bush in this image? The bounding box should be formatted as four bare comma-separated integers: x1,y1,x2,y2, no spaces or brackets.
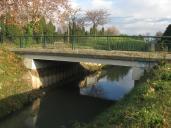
160,72,171,80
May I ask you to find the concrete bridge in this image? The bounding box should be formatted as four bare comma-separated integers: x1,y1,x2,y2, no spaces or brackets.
12,48,171,67
11,48,171,89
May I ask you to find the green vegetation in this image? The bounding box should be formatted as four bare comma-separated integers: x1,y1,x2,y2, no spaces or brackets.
0,16,56,45
0,46,33,119
73,63,171,128
75,36,149,51
163,24,171,50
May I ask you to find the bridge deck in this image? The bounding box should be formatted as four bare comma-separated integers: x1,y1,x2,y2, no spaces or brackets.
11,48,171,62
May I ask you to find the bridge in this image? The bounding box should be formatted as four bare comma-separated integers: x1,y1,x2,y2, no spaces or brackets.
12,48,170,68
9,36,171,89
10,35,171,66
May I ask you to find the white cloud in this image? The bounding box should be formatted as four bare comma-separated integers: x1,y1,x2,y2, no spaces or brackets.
71,0,171,35
91,0,113,10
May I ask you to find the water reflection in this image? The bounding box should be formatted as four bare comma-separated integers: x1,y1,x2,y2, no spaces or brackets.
0,99,41,128
0,87,112,128
80,66,143,101
0,66,144,128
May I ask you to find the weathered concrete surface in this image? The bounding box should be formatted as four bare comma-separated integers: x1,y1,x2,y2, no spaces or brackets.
11,48,171,67
11,48,171,61
24,59,83,89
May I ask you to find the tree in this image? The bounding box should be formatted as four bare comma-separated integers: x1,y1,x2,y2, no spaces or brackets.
99,27,105,35
106,26,120,35
34,17,46,35
0,0,71,28
46,21,56,36
163,25,171,36
162,24,171,50
85,9,110,34
155,31,163,37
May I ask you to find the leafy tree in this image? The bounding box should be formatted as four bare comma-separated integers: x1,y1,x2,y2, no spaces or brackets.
34,17,46,35
5,24,23,43
99,27,105,36
163,24,171,36
163,24,171,51
6,25,23,37
46,21,55,36
90,25,97,35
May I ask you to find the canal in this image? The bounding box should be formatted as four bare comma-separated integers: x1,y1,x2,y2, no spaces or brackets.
0,65,144,128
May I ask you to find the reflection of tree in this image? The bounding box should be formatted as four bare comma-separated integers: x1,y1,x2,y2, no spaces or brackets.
80,66,130,88
89,85,104,97
100,66,130,81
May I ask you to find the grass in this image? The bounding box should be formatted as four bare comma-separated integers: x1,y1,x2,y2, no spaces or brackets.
0,46,33,119
75,36,149,51
73,63,171,128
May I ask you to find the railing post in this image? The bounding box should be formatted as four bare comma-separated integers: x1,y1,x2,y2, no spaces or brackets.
72,35,76,50
107,36,110,50
0,33,2,44
20,36,23,48
71,36,73,50
43,35,46,48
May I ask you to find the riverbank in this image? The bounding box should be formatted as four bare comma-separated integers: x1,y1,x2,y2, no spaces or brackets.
0,46,36,119
0,46,98,120
74,63,171,128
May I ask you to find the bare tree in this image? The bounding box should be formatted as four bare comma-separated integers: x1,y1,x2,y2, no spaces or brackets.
155,31,163,37
85,9,110,28
76,16,87,28
106,26,120,35
61,7,81,42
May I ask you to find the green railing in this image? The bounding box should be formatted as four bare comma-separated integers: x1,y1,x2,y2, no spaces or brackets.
1,35,171,52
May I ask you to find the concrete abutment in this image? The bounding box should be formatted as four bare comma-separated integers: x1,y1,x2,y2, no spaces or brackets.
24,58,85,89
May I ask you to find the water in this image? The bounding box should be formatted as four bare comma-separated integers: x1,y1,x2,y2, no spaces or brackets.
0,66,144,128
80,66,144,100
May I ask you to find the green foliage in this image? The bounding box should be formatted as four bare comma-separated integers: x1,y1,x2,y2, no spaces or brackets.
136,108,163,127
75,36,149,51
163,24,171,50
6,24,23,37
99,27,105,36
160,71,171,80
5,24,23,44
90,25,97,35
163,24,171,36
46,21,56,36
0,21,5,33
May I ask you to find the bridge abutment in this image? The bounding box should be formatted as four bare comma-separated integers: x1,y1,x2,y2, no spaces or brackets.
24,58,84,89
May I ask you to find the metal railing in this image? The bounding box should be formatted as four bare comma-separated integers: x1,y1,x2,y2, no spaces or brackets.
1,35,171,52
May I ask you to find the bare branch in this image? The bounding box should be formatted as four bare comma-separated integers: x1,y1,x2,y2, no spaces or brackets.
85,9,110,28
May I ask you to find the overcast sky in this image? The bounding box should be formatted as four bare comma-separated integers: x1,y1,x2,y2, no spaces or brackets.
71,0,171,35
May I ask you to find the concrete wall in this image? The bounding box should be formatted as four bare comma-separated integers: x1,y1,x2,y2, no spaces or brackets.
24,59,84,89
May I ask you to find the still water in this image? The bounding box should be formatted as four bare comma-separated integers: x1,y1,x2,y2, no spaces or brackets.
0,66,144,128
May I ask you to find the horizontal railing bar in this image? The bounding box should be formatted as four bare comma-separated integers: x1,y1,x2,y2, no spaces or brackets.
11,35,171,38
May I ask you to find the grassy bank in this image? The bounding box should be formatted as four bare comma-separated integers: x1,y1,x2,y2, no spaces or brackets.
74,63,171,128
0,46,34,119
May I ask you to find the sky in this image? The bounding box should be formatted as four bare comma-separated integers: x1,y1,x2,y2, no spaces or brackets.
71,0,171,35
